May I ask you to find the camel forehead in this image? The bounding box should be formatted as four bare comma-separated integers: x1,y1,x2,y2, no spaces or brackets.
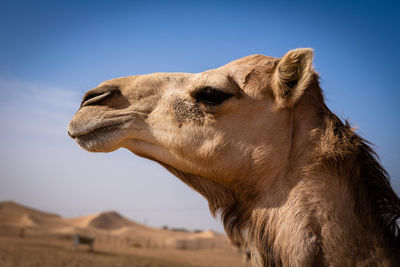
221,54,278,68
98,54,278,92
98,73,194,88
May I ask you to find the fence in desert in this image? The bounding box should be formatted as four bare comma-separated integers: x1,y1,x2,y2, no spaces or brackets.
73,234,94,251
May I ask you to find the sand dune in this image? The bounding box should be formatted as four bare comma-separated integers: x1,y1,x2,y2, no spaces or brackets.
0,201,233,250
0,201,66,228
66,211,140,230
88,211,138,229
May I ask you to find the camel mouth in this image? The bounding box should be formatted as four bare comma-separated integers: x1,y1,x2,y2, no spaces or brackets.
67,116,135,152
69,122,128,152
68,111,148,152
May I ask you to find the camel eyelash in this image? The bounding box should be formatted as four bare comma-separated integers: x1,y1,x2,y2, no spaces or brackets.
191,86,234,106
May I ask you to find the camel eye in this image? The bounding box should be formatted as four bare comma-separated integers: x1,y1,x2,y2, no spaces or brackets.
192,87,233,106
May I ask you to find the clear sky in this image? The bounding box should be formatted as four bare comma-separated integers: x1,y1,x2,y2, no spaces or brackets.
0,0,399,232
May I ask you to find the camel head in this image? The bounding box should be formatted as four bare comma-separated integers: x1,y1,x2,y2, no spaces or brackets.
68,48,317,189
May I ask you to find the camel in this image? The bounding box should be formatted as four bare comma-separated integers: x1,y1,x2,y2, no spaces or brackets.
68,48,400,266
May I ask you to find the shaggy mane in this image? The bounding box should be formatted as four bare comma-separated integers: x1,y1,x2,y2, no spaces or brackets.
314,109,400,250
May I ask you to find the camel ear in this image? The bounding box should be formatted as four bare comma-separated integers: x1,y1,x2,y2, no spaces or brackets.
272,48,314,108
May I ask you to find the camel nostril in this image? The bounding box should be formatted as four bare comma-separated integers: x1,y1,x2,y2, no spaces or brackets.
67,130,74,138
80,90,114,108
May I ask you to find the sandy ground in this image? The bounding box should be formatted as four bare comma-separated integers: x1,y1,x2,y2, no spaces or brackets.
0,235,243,267
0,201,243,266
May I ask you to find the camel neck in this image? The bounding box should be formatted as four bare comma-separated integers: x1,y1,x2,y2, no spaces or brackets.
245,108,400,266
246,168,398,266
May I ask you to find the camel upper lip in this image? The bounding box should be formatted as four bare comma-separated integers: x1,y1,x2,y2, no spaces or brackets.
68,122,125,138
68,112,148,139
68,118,131,138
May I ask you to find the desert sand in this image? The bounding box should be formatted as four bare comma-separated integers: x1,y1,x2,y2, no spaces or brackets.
0,201,243,267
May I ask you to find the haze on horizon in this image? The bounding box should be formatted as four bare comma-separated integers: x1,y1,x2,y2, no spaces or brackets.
0,0,399,233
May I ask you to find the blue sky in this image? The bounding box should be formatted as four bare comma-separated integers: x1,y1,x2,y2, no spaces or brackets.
0,0,399,232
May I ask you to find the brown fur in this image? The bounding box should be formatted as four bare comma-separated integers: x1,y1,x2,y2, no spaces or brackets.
68,49,400,266
168,74,400,266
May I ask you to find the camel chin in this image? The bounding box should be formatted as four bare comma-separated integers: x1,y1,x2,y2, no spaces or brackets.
74,130,123,153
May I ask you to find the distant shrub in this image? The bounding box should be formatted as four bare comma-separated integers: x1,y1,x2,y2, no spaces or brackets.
171,227,189,232
131,243,142,248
